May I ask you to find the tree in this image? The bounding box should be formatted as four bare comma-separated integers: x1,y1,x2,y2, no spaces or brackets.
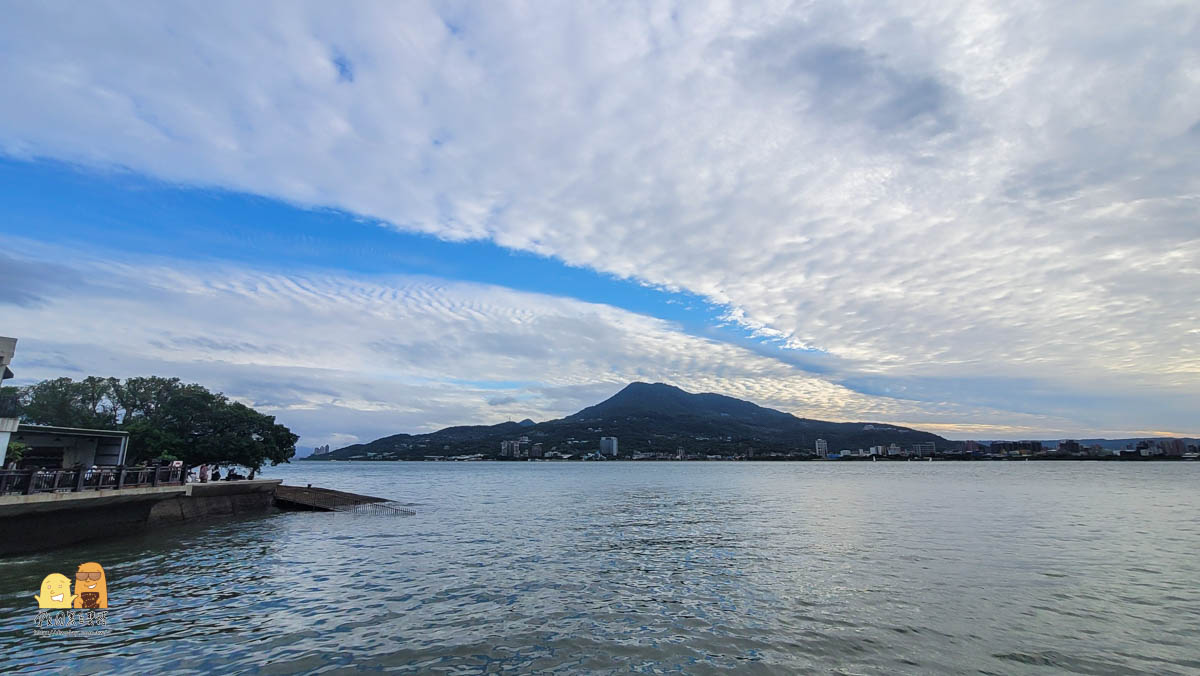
5,441,27,464
180,400,298,471
16,376,297,470
109,376,182,423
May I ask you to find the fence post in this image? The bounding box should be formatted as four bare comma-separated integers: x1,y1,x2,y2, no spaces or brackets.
116,466,126,489
24,468,37,495
151,466,159,487
75,467,87,492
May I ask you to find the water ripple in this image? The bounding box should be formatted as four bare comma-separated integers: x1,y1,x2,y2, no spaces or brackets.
2,462,1198,674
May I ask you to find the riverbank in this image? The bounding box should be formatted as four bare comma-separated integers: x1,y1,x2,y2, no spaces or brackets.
0,479,281,556
304,454,1200,462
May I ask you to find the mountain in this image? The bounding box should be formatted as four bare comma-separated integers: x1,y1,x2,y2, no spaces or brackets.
309,382,948,460
569,382,796,425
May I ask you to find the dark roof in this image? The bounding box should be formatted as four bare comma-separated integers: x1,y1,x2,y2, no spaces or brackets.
16,424,129,438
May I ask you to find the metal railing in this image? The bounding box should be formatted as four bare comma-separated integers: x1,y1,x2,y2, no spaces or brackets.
0,465,184,496
334,501,415,516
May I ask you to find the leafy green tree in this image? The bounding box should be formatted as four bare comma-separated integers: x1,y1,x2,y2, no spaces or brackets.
16,376,296,470
109,376,182,423
18,377,114,428
4,441,26,464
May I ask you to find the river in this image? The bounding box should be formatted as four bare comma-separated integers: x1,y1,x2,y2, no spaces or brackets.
2,461,1198,674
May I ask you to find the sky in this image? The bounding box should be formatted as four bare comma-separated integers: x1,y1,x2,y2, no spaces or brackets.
1,1,1198,451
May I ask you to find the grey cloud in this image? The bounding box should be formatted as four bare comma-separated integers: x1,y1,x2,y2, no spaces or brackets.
0,253,83,307
740,24,957,138
485,395,517,406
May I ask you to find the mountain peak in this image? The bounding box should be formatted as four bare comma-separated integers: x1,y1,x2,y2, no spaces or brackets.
316,380,947,460
568,381,793,422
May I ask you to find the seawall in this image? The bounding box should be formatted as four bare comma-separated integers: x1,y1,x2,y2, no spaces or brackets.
0,479,282,556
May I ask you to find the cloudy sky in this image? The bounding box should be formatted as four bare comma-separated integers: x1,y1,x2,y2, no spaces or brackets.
1,1,1197,450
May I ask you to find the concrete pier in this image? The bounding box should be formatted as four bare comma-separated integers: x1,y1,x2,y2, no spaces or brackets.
0,479,282,556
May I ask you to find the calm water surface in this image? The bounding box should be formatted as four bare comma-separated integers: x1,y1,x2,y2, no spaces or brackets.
1,462,1198,674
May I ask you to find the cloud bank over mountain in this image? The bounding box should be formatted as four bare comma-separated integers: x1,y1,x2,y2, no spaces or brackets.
1,2,1197,442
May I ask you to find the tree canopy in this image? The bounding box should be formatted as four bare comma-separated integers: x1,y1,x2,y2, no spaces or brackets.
12,376,297,470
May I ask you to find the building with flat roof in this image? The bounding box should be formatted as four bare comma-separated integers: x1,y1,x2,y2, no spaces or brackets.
600,437,618,457
912,442,936,456
7,425,129,469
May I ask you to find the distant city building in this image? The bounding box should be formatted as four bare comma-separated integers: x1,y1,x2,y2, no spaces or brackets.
501,439,523,457
912,442,936,456
1058,440,1082,454
600,436,618,457
1017,440,1043,455
815,439,828,457
312,444,332,456
887,443,902,456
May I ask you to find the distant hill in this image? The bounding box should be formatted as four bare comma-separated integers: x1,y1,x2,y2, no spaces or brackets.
308,382,948,460
979,438,1199,450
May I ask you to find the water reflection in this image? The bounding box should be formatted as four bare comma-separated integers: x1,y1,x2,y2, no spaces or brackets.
0,462,1197,674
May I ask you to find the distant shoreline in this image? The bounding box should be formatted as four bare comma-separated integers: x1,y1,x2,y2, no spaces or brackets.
302,455,1200,463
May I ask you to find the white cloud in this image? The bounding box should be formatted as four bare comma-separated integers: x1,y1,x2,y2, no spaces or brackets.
4,244,1119,445
1,2,1198,437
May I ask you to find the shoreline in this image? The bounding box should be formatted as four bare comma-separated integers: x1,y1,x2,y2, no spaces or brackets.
301,455,1200,463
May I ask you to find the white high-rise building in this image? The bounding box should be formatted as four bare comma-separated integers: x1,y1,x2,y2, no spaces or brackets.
600,437,618,457
815,439,828,457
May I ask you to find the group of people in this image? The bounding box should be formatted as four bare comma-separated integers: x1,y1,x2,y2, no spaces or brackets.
189,464,256,483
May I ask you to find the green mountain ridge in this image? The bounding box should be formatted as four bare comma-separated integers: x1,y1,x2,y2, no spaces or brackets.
308,382,947,460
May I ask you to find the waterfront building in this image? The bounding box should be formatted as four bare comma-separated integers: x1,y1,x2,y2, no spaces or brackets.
0,337,17,466
1058,440,1081,454
7,425,129,469
815,439,828,457
600,437,618,457
501,440,520,457
912,442,936,456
